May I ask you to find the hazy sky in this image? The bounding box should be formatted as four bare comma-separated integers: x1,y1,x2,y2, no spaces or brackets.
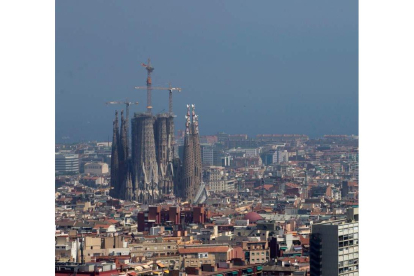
56,0,358,143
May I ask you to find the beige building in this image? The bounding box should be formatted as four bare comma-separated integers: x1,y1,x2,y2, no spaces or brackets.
182,252,216,269
55,234,77,262
242,240,269,264
84,162,109,175
129,240,179,259
128,237,181,269
178,245,232,268
204,166,235,192
76,236,129,263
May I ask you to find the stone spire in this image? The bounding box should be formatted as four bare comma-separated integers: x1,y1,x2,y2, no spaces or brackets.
119,110,128,161
110,111,120,198
131,113,159,204
191,105,202,199
180,104,202,203
125,162,134,201
181,105,195,201
118,111,128,199
155,115,168,194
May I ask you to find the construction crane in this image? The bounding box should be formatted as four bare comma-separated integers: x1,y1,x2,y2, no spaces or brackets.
135,83,181,116
140,58,155,114
137,59,182,115
105,99,138,152
105,99,139,124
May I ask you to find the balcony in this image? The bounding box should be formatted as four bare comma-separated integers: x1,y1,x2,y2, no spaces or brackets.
55,245,70,251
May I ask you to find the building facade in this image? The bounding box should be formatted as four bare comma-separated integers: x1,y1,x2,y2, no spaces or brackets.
55,153,80,174
310,209,359,276
273,150,289,164
84,162,109,175
204,166,226,193
201,144,214,166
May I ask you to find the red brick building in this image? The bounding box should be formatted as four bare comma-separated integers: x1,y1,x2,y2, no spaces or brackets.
137,205,210,232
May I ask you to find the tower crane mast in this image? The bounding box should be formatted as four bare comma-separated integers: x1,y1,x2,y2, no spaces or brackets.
105,100,139,124
135,83,181,116
141,58,154,114
137,59,181,116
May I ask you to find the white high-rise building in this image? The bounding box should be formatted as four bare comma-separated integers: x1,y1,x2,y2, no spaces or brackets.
244,148,259,157
203,166,235,193
310,208,359,276
204,166,226,192
272,149,289,164
55,153,80,174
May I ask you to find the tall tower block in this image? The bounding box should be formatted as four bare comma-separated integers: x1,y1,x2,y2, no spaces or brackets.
118,111,128,198
154,114,169,194
110,111,120,198
131,113,159,204
180,104,203,203
165,114,175,194
181,105,195,201
191,105,202,198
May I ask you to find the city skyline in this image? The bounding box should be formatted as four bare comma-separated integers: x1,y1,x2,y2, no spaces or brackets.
56,1,358,142
4,0,413,274
54,2,361,275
